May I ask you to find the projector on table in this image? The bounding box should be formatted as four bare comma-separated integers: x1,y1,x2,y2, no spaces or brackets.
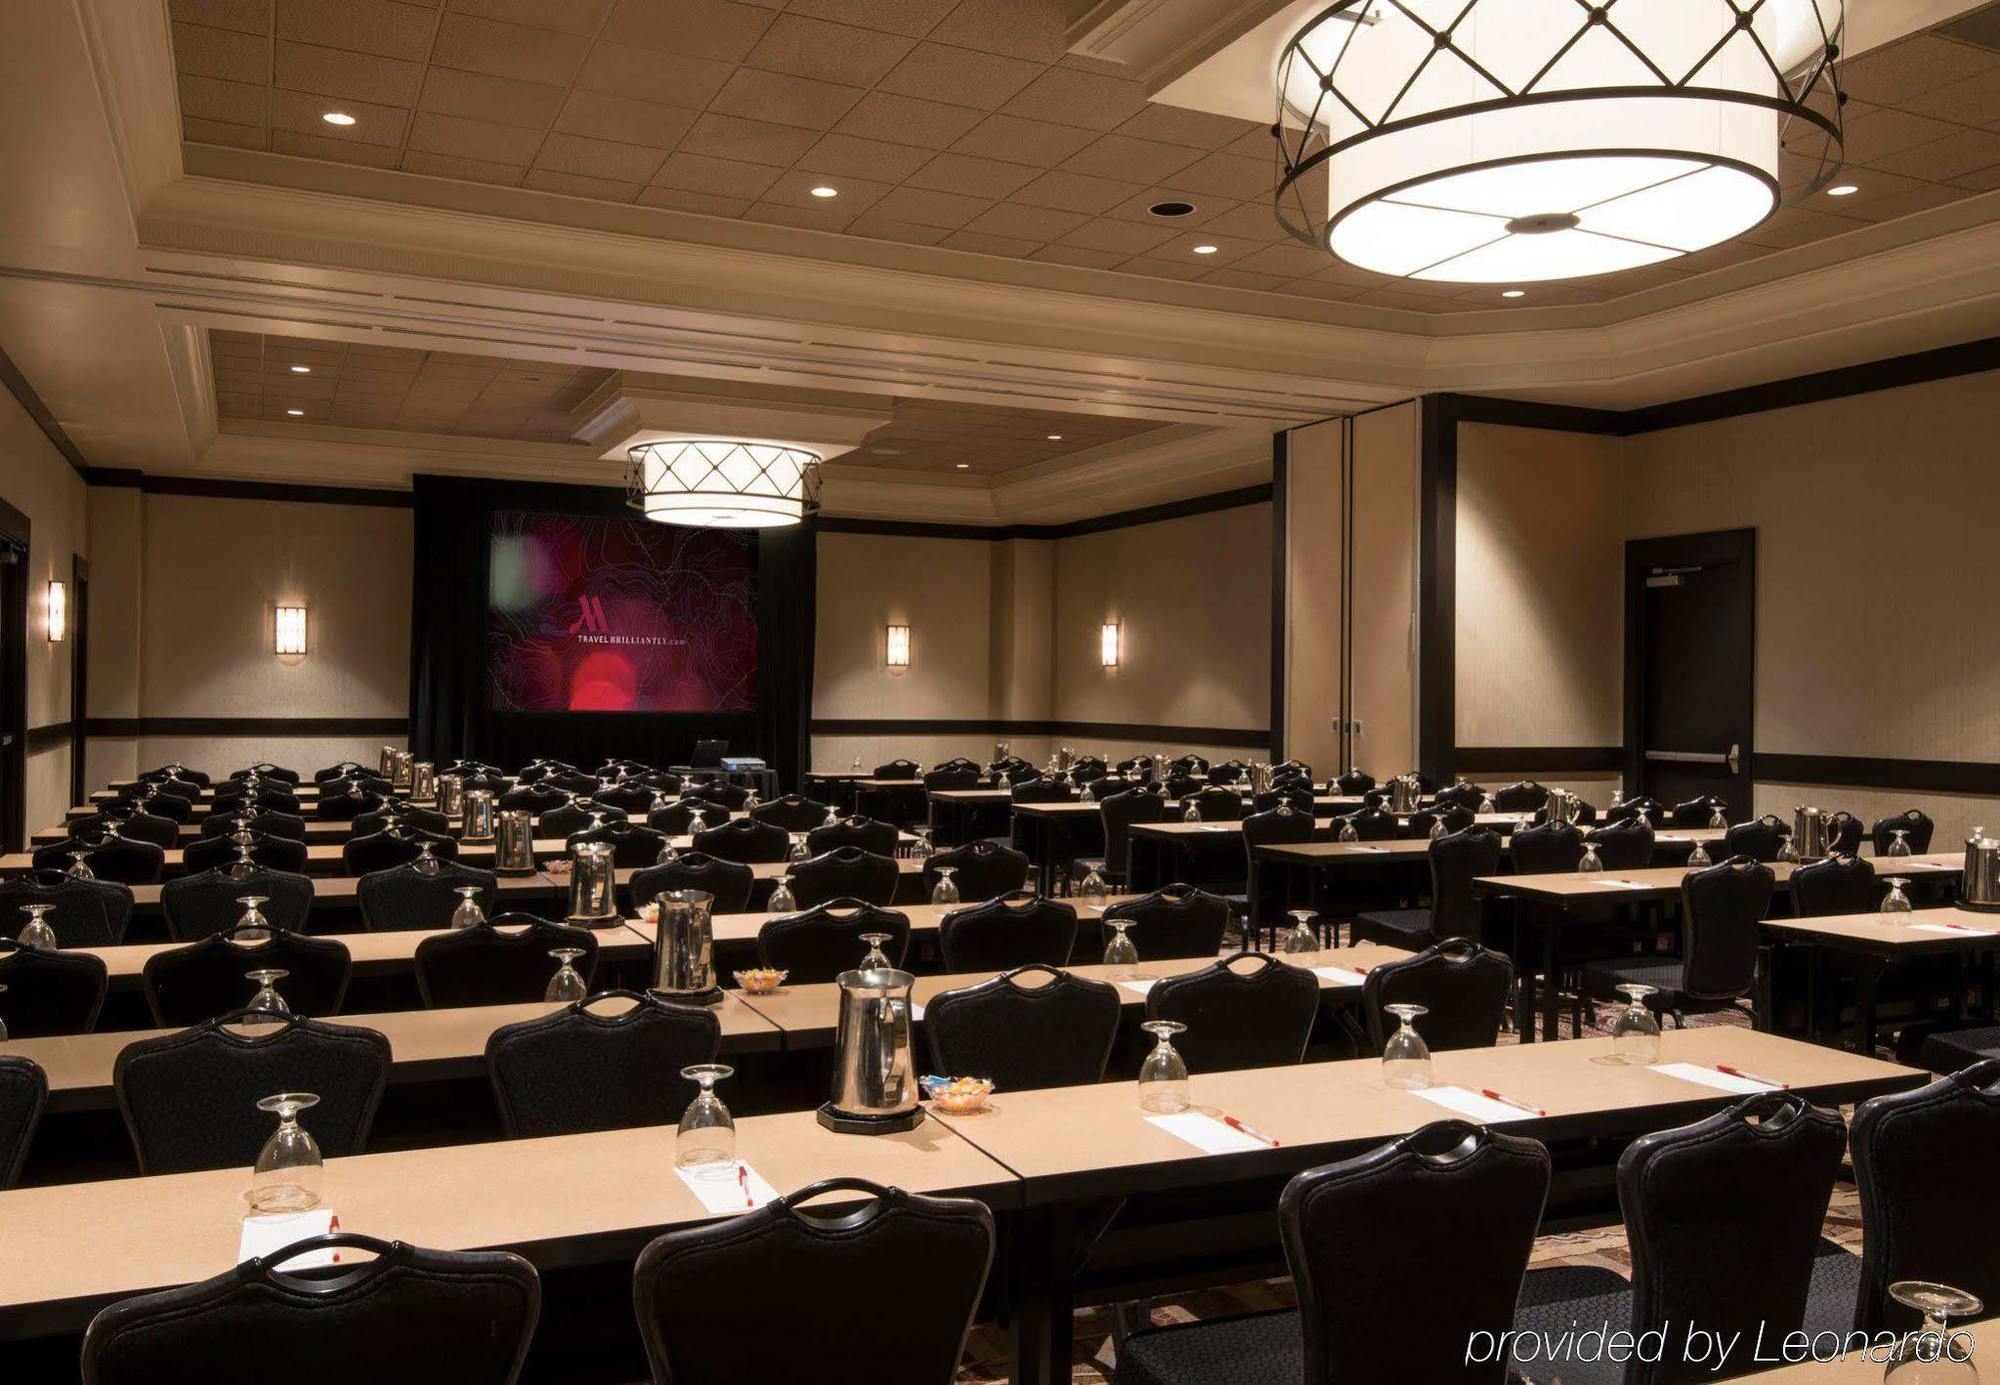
721,756,767,772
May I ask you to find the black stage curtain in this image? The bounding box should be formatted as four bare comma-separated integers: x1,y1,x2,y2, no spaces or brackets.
408,473,815,787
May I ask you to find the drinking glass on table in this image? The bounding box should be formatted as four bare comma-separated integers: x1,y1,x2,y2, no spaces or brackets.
16,904,58,953
1578,842,1603,874
244,969,290,1024
450,886,485,930
1709,805,1729,830
786,833,809,865
1280,910,1320,967
930,866,960,907
65,849,95,881
1078,866,1110,908
1611,983,1661,1064
1686,837,1711,867
234,896,271,944
1884,1282,1983,1382
676,1064,736,1168
858,932,894,970
1881,878,1914,920
544,948,588,1003
767,874,797,915
1888,829,1913,859
412,841,442,876
1137,1020,1190,1114
1182,799,1201,823
1337,817,1359,844
1381,1003,1433,1090
247,1093,322,1215
1103,916,1139,978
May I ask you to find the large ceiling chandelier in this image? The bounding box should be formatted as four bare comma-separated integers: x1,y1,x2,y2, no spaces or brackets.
626,439,823,529
1274,0,1846,283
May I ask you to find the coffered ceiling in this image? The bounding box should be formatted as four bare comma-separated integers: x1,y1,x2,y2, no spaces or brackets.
165,0,2000,312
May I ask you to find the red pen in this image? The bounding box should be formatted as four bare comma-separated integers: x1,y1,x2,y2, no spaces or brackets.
1715,1064,1790,1089
737,1164,754,1207
1480,1089,1547,1117
1221,1114,1280,1147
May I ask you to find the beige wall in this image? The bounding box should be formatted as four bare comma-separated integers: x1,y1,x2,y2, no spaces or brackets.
0,388,88,839
1350,403,1419,780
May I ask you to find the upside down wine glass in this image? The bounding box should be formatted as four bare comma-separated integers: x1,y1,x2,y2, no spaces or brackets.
787,834,809,865
1884,1282,1983,1382
1687,835,1712,867
66,849,95,881
1382,1003,1433,1090
930,866,960,907
676,1064,736,1167
244,969,290,1024
246,1093,322,1215
545,948,588,1003
767,874,797,915
1882,878,1914,921
858,932,894,970
1578,842,1604,874
450,886,485,930
235,896,271,945
1611,983,1662,1064
17,904,58,953
1102,916,1138,978
1888,829,1913,859
1280,909,1320,968
1137,1020,1190,1114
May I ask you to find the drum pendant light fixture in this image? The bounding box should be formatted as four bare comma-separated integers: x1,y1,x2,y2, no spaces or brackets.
1274,0,1846,283
625,439,823,529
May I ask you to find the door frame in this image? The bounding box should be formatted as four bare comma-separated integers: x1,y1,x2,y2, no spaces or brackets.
0,495,26,852
1621,527,1757,810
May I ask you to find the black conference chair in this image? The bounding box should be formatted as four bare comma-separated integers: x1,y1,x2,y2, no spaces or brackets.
789,847,899,908
646,801,711,836
0,1056,47,1188
1669,794,1730,828
565,821,669,869
498,785,568,816
1011,778,1077,807
1872,808,1936,857
1169,755,1210,778
538,801,627,839
1581,856,1775,1029
543,771,600,796
926,965,1120,1091
1435,781,1485,812
1332,805,1399,841
1238,803,1317,929
1161,773,1203,801
593,784,659,816
161,868,314,942
1333,767,1376,795
1826,810,1866,856
214,787,302,817
1103,885,1231,961
758,900,912,983
1584,814,1656,870
31,836,164,887
316,790,386,822
0,940,109,1036
634,1178,991,1385
924,839,1030,902
0,872,135,947
313,760,368,783
1181,785,1243,823
234,763,301,785
199,809,309,842
486,992,722,1139
1352,826,1502,950
1791,852,1879,918
628,855,755,916
1724,813,1792,863
1206,759,1253,786
1604,794,1665,827
142,925,353,1027
351,805,450,837
1511,1093,1845,1385
692,817,789,865
1116,1121,1551,1385
183,831,309,876
689,780,752,811
750,795,835,831
1249,785,1317,816
1510,820,1585,875
114,1012,391,1174
1362,938,1513,1053
413,915,599,1009
1492,780,1550,812
937,894,1078,973
1071,787,1167,890
873,758,922,780
627,771,683,796
123,790,191,823
357,861,498,932
1405,804,1475,839
924,766,982,792
81,1234,540,1385
1146,953,1319,1071
808,815,900,858
341,828,458,877
91,809,178,849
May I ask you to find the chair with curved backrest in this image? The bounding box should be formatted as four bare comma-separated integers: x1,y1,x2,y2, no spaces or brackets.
646,801,709,836
1011,778,1078,807
1581,856,1775,1028
351,805,450,838
142,926,353,1027
1333,768,1376,795
1511,1093,1845,1385
564,821,669,869
1207,759,1252,787
689,779,752,810
215,787,302,817
926,965,1120,1090
628,855,755,916
1871,808,1936,857
937,895,1078,973
1668,794,1730,828
1071,757,1109,785
498,784,568,816
356,862,498,933
750,795,835,831
314,760,367,783
1146,953,1319,1071
1530,797,1600,827
808,815,900,858
0,941,109,1036
126,789,191,823
341,829,459,878
0,872,135,947
924,766,982,792
1333,805,1399,841
200,809,309,842
1849,1061,2000,1334
1405,804,1476,839
148,774,206,798
413,916,599,1009
486,992,721,1138
691,817,789,865
1352,827,1503,950
235,762,301,785
1492,780,1550,812
81,1232,541,1385
1104,885,1233,961
161,868,313,942
543,771,599,796
536,800,618,839
789,848,899,908
1791,852,1878,918
114,1012,391,1174
634,1178,991,1385
1249,785,1317,817
1169,755,1210,778
1116,1121,1551,1385
593,784,658,816
316,789,386,822
924,840,1030,903
1435,781,1485,812
1238,806,1317,935
0,1056,47,1188
183,832,309,877
1510,821,1585,876
1827,810,1865,857
1362,939,1513,1054
90,809,178,849
1183,785,1244,823
873,758,923,780
1724,813,1791,863
758,900,912,982
1075,787,1167,889
33,836,165,887
1584,815,1656,870
628,771,683,797
1604,794,1664,827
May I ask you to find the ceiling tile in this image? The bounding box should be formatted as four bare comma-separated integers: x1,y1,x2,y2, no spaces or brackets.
634,185,755,215
677,110,821,165
179,73,270,125
271,89,409,145
832,91,986,149
276,0,441,63
781,0,956,39
419,66,568,129
865,185,995,228
399,149,527,184
742,199,856,232
1057,217,1178,255
796,132,933,182
1951,161,2000,190
904,151,1040,198
1188,200,1290,240
1195,267,1289,292
961,201,1090,241
941,228,1044,257
274,39,425,105
536,130,669,181
553,88,696,148
1234,242,1338,277
1112,103,1260,151
999,66,1146,131
843,215,953,245
949,112,1097,164
1149,230,1261,265
408,110,548,163
572,45,735,111
1158,150,1274,201
924,0,1066,62
1059,133,1202,183
1842,107,1961,163
1839,34,1998,107
599,0,776,64
183,116,269,149
273,128,402,166
742,13,915,86
1868,126,2000,182
1348,286,1447,311
649,150,784,198
172,1,273,36
1900,68,2000,127
1112,254,1209,281
708,66,865,130
523,167,645,200
444,0,614,36
172,21,269,83
1100,186,1241,229
1009,168,1144,215
1838,183,1976,221
875,43,1042,109
432,12,595,85
758,166,891,215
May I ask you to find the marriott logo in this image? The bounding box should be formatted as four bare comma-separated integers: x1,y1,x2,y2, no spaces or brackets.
563,595,683,648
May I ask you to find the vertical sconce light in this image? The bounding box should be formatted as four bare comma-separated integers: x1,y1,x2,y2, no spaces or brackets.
884,623,911,668
1100,621,1120,668
46,581,66,643
275,605,308,656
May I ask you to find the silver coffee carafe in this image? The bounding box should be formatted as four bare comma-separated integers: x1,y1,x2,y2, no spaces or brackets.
650,889,722,1004
379,745,397,776
1547,789,1579,827
1792,805,1832,861
436,773,465,819
390,750,414,792
817,959,921,1135
567,841,619,926
1964,827,2000,913
493,808,535,874
1250,761,1273,795
410,761,437,802
462,787,496,842
1389,773,1421,815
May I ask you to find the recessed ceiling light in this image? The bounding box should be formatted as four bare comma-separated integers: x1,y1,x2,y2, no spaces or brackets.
1148,200,1197,218
1046,434,1063,440
955,463,969,469
810,185,838,198
1827,183,1858,196
321,111,355,127
1192,244,1219,254
1501,289,1526,298
286,408,304,416
289,364,311,373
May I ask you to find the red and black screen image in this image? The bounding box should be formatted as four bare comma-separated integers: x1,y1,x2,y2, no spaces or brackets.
486,510,757,713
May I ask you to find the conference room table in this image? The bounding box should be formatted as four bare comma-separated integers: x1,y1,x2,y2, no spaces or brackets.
0,1026,1921,1385
1130,812,1548,897
1763,903,2000,1055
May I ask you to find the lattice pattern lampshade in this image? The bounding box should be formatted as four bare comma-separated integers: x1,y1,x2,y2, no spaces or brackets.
1274,0,1845,283
626,440,823,529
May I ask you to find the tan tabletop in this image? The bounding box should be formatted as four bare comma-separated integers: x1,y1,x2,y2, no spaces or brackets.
0,992,783,1112
0,1107,1020,1336
92,784,325,803
926,1027,1920,1199
1477,853,1965,901
605,859,924,895
624,894,1148,950
1765,905,2000,955
79,869,559,922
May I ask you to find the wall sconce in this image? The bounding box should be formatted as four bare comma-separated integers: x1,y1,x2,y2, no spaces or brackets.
275,605,308,656
46,581,66,643
1100,621,1120,668
885,624,911,668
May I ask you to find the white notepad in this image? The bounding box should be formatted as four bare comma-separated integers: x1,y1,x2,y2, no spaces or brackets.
675,1160,780,1215
1312,966,1370,987
908,1003,924,1021
1145,1111,1268,1155
1589,878,1653,890
1343,844,1388,853
1647,1062,1779,1094
1407,1085,1539,1123
239,1208,339,1267
1909,922,1994,936
1198,824,1234,832
1118,980,1156,997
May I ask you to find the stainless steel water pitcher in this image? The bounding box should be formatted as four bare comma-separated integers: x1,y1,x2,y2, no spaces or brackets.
818,960,921,1134
1965,827,2000,912
436,773,464,819
567,841,618,926
1547,789,1579,827
461,787,496,842
390,750,414,792
1389,774,1421,815
1250,761,1273,795
410,761,436,802
379,745,397,776
493,808,535,873
1792,805,1832,861
649,888,722,1004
